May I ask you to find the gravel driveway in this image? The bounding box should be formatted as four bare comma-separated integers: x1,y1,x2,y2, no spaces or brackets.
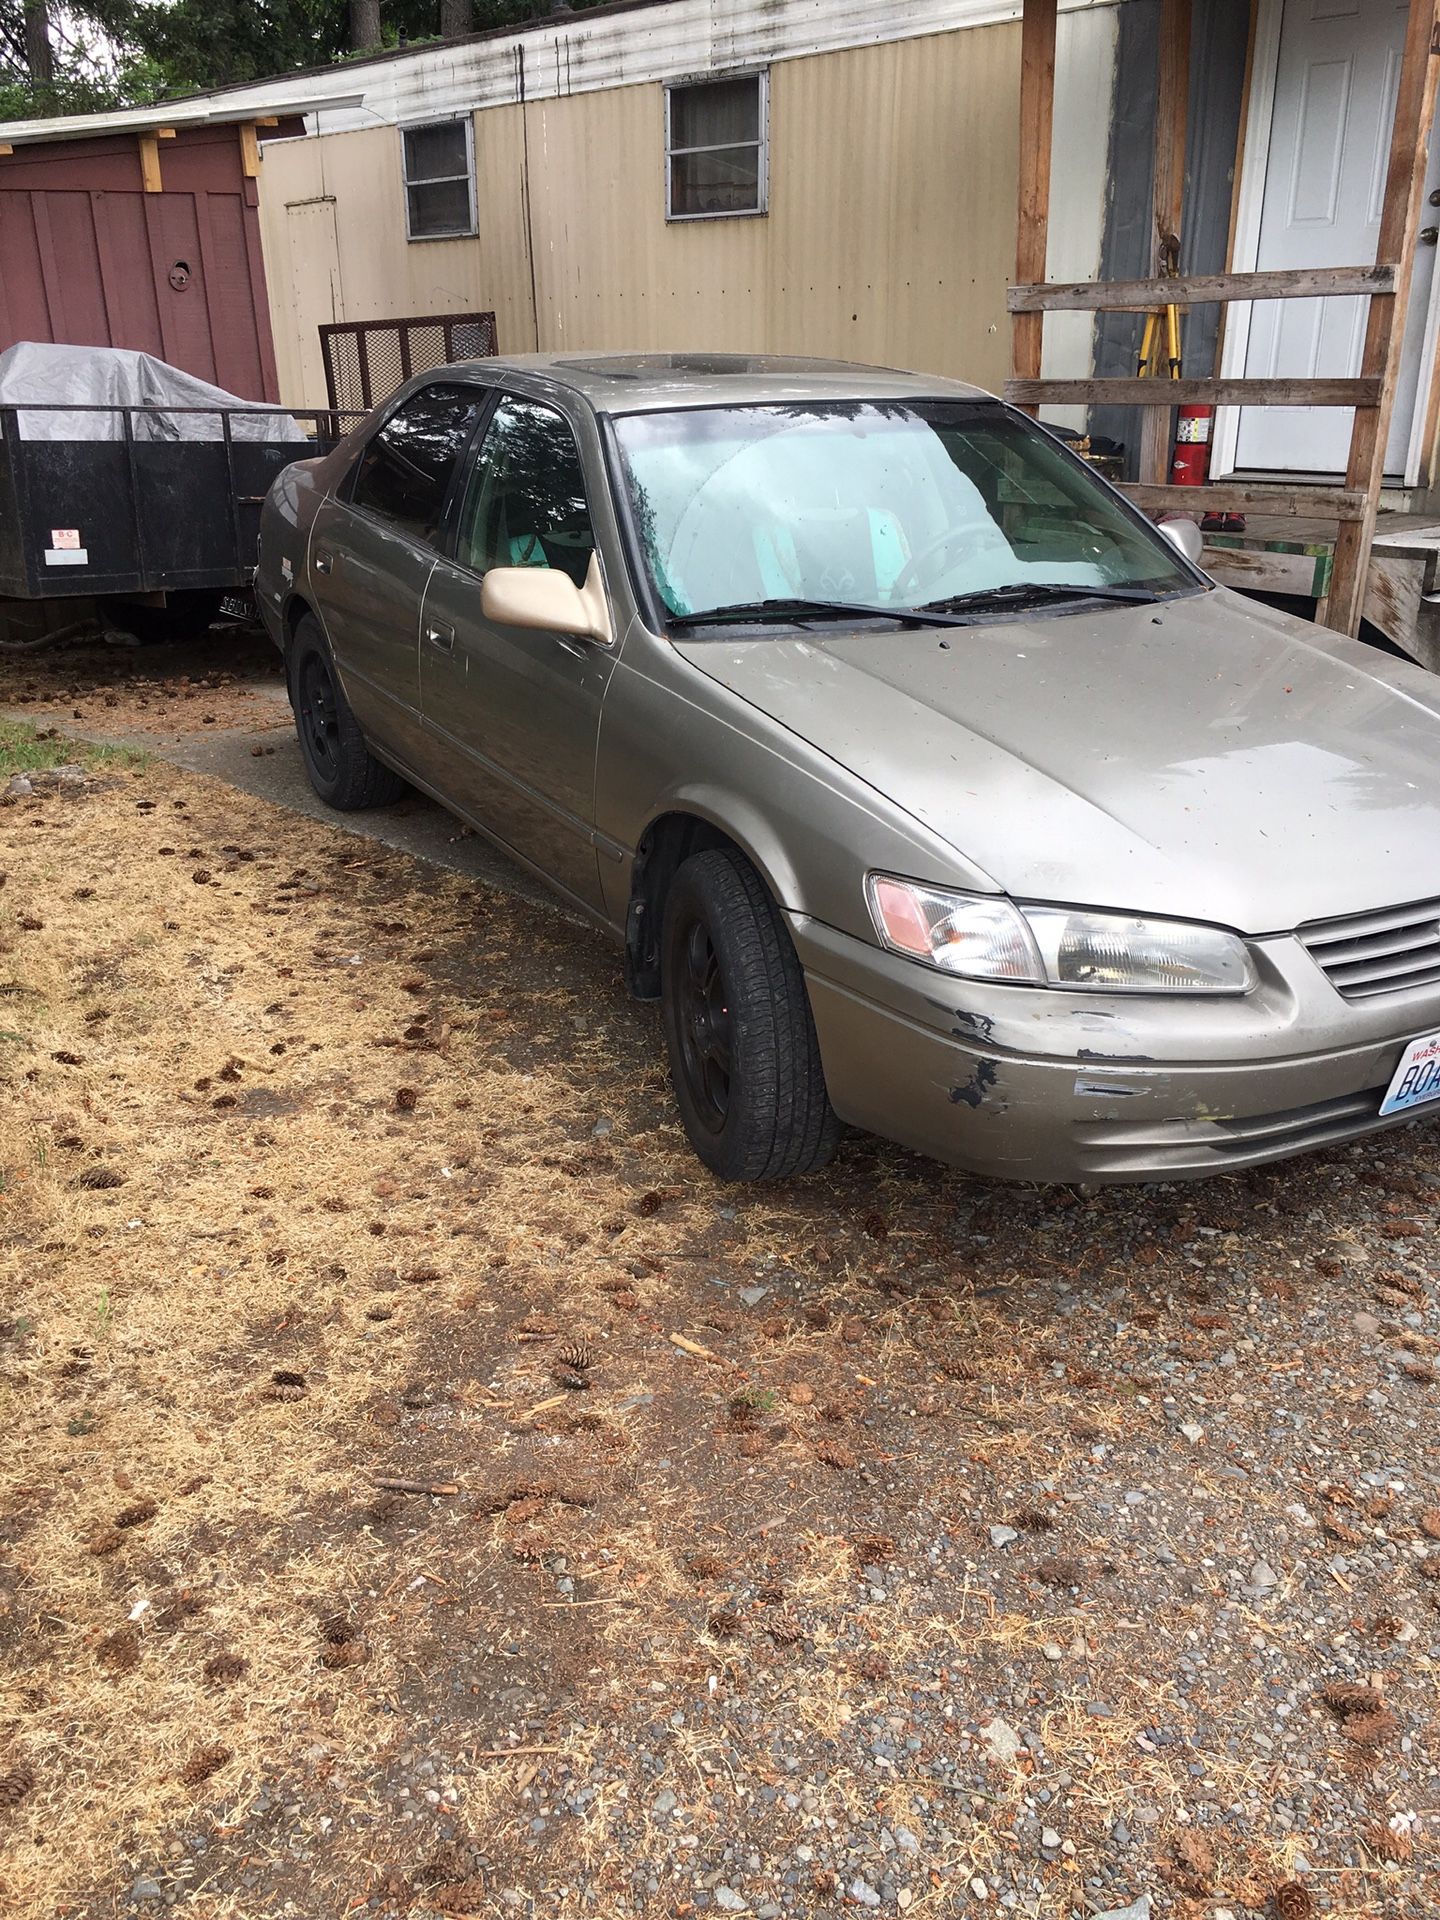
0,638,1435,1920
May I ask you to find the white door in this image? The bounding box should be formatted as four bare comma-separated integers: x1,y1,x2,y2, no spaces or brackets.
1234,0,1440,479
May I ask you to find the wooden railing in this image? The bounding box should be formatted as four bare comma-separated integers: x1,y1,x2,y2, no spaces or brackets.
1005,0,1440,637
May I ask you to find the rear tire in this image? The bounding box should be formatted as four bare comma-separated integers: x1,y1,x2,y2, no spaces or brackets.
661,848,840,1181
289,615,406,810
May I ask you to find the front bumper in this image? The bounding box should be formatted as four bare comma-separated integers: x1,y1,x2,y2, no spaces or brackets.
790,914,1440,1183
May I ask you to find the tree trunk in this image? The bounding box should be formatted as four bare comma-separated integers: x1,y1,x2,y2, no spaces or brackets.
24,1,54,86
349,0,382,52
440,0,473,36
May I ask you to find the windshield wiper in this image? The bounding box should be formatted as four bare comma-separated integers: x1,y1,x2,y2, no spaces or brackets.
921,581,1162,616
669,596,970,630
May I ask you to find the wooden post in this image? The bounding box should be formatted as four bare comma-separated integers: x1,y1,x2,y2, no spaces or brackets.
138,132,163,193
1326,0,1440,635
1012,0,1057,417
1138,0,1191,484
239,122,262,179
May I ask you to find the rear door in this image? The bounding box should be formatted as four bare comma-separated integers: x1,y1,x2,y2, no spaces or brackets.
419,392,614,911
309,381,488,766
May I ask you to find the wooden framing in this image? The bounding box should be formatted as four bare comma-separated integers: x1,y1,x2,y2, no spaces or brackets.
137,131,162,193
1005,0,1440,636
238,122,262,179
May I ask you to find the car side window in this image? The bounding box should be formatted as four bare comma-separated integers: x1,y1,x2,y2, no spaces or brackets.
453,396,595,589
347,383,487,546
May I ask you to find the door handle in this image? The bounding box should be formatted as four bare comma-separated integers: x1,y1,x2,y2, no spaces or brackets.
425,621,455,652
314,548,333,574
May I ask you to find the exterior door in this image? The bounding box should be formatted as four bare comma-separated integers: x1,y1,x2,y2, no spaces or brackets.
419,393,613,911
310,381,487,766
1234,0,1440,478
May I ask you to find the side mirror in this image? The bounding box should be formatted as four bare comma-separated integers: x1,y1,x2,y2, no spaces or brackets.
480,551,613,645
1156,515,1204,566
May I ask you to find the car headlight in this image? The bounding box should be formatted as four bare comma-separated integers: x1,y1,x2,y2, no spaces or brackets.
865,876,1256,994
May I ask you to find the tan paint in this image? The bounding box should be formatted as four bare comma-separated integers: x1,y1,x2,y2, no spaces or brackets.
259,23,1021,405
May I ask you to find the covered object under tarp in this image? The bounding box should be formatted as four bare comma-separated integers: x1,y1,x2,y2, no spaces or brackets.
0,342,322,611
0,342,307,442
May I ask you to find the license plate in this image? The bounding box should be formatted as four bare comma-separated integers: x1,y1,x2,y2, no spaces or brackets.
1380,1030,1440,1117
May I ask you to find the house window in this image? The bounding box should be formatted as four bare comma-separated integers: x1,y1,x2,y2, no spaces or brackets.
665,72,768,221
402,120,476,240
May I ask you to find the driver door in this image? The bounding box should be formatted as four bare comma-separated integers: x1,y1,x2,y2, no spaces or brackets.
419,393,614,912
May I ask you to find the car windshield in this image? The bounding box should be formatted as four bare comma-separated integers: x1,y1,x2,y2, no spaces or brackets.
611,399,1197,623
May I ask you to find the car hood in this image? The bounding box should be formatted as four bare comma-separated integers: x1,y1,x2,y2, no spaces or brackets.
674,586,1440,933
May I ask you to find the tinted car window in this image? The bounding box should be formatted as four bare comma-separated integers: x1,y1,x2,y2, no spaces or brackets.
348,384,486,546
454,397,595,588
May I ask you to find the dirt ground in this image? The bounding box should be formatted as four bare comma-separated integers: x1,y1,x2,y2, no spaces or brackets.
0,639,1437,1920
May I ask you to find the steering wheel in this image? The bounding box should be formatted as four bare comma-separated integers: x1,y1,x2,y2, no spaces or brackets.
891,526,985,603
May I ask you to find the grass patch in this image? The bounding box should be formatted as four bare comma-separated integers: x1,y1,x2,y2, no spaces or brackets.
0,717,150,776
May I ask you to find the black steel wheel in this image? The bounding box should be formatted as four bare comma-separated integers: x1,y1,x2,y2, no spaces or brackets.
661,847,840,1182
289,615,405,810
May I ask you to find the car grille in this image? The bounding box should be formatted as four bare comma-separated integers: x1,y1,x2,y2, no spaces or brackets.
1298,897,1440,1000
1075,1085,1396,1176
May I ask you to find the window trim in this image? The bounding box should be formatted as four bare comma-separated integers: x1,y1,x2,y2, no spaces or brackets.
664,69,769,223
401,116,477,243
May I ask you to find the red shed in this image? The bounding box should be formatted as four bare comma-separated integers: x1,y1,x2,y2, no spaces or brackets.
0,95,355,403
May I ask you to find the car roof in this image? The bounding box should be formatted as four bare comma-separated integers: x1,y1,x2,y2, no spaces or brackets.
443,350,998,413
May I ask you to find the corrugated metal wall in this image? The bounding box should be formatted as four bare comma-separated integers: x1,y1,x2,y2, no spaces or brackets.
258,12,1120,407
0,126,282,401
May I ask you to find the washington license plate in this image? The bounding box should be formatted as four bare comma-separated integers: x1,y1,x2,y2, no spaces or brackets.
1380,1031,1440,1117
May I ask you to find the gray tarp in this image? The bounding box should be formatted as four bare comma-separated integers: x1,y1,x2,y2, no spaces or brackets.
0,342,307,443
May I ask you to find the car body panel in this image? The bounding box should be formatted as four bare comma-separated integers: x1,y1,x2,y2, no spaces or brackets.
673,587,1440,934
254,351,1440,1183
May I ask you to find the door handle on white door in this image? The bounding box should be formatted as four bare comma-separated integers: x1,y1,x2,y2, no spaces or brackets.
425,621,455,652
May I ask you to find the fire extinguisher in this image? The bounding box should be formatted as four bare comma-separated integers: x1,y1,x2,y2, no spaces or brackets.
1171,403,1211,486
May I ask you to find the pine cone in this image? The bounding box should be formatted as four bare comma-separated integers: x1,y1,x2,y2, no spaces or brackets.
558,1341,594,1373
1033,1555,1086,1590
203,1652,247,1686
96,1626,139,1672
270,1368,306,1389
706,1608,743,1638
114,1499,157,1530
1323,1517,1365,1546
430,1879,489,1915
812,1439,857,1470
1419,1509,1440,1541
1169,1830,1214,1889
1341,1708,1398,1749
1319,1681,1382,1719
766,1611,804,1645
179,1744,231,1787
551,1366,589,1393
1013,1505,1058,1533
88,1528,125,1557
1364,1818,1413,1863
1271,1881,1315,1920
0,1763,35,1810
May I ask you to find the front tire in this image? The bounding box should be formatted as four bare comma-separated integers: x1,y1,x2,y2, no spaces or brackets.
289,615,406,811
661,848,840,1181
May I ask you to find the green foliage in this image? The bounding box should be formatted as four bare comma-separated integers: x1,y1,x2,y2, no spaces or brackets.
0,3,623,120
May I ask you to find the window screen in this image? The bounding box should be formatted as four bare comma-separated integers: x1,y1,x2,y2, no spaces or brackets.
454,397,595,589
348,384,486,546
666,73,767,219
402,120,475,239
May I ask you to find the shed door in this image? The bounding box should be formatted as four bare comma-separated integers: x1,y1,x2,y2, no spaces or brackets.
1234,0,1440,479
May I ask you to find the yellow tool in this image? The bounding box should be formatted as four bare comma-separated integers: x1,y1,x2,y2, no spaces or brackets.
1136,231,1183,381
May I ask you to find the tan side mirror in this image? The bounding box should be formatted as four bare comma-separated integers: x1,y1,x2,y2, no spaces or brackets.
1156,516,1204,566
480,550,612,645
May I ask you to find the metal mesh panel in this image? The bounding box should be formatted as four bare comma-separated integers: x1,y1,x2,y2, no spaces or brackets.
319,313,498,413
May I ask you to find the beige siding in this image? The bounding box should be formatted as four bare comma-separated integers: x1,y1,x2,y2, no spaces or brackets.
258,119,536,404
258,18,1085,407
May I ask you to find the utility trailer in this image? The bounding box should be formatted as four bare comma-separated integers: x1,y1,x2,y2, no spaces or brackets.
0,343,356,648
